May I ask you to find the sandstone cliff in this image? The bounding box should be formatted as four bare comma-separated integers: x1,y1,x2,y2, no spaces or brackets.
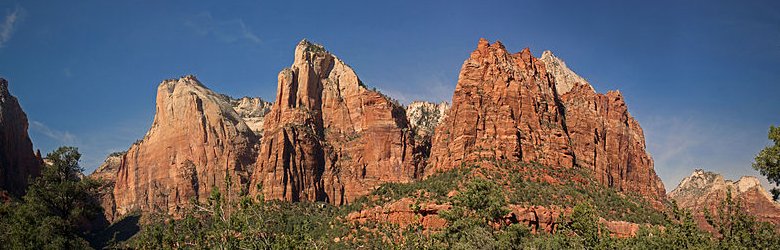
428,39,665,202
428,39,574,173
249,40,417,205
669,169,780,229
0,78,41,196
229,96,271,137
91,153,123,222
111,76,259,218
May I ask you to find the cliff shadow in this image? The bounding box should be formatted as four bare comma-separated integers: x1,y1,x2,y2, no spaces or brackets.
87,214,141,249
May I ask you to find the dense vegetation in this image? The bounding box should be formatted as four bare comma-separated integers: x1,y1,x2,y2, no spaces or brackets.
124,162,778,249
1,148,778,249
0,147,103,249
754,125,780,200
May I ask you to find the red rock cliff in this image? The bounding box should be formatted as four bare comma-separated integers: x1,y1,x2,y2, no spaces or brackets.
0,78,41,196
111,76,259,218
249,40,417,204
428,39,574,174
428,39,665,202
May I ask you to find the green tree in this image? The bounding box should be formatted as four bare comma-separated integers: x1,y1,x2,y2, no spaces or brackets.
0,146,103,249
706,189,780,249
567,202,605,248
753,125,780,200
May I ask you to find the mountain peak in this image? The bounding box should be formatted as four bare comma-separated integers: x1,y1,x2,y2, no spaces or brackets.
539,50,593,95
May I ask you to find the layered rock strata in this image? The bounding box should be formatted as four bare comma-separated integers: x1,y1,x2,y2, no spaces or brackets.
248,40,418,204
111,76,259,218
427,39,665,202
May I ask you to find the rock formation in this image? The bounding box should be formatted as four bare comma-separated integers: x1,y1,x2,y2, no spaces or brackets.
91,153,123,222
229,96,271,137
406,101,449,162
110,76,259,218
0,78,41,196
669,169,780,229
560,85,665,199
249,40,418,205
428,39,575,174
539,50,593,95
406,101,449,140
427,39,665,202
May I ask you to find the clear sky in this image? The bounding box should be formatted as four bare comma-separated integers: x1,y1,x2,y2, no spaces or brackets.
0,0,778,192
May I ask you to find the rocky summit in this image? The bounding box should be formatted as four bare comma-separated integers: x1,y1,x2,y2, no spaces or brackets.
248,40,418,205
0,78,41,197
108,76,260,219
669,169,780,231
427,39,665,203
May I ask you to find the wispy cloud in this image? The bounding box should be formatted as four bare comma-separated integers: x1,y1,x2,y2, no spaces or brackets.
185,12,261,44
642,115,771,193
0,6,23,48
29,121,78,145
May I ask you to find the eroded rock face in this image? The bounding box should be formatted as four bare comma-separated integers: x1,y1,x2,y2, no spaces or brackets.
406,101,449,162
0,78,41,196
249,40,417,205
669,169,780,229
428,39,575,174
561,84,666,200
91,153,123,222
427,40,665,203
229,96,271,137
111,76,259,218
406,101,449,140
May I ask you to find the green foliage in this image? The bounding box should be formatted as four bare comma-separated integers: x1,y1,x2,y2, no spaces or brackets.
0,146,103,249
127,191,352,249
108,151,126,157
753,125,780,200
706,190,780,249
505,163,667,225
566,203,605,248
452,178,509,221
116,162,779,249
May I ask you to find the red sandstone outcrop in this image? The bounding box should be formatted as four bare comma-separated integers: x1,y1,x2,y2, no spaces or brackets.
110,76,259,218
428,39,665,203
669,169,780,230
428,39,574,174
347,198,450,231
249,40,418,204
348,201,644,238
0,78,41,196
561,84,665,199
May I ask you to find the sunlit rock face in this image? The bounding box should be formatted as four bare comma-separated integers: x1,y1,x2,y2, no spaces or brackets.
249,40,419,205
428,39,666,203
111,76,259,218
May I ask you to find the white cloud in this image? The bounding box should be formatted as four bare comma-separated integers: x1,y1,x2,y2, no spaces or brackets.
0,6,22,48
185,12,261,44
29,121,78,145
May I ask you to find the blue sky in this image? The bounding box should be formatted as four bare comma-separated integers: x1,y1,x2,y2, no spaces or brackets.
0,0,778,192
